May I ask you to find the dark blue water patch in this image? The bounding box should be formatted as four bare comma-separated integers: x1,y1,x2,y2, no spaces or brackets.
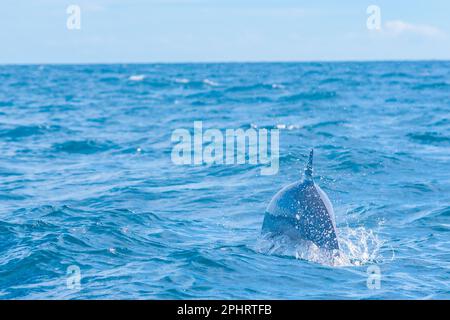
379,72,413,79
185,89,277,106
404,205,450,229
0,166,23,177
0,221,19,252
319,77,343,84
0,193,28,201
412,82,450,90
224,83,282,93
169,248,236,272
51,139,118,154
399,182,436,194
432,118,450,127
0,124,64,140
407,132,450,146
0,100,14,107
278,90,337,102
427,206,450,219
0,248,64,296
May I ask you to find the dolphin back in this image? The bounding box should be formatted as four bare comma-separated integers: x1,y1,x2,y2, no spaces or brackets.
262,150,339,251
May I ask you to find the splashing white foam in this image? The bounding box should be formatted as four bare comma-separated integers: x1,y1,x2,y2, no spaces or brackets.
256,226,383,267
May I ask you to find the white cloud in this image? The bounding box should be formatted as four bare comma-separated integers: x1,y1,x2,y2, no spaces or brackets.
384,20,445,38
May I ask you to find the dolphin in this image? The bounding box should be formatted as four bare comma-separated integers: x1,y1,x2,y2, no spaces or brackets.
261,149,339,251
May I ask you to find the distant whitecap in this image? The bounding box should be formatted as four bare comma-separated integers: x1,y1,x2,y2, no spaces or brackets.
175,78,190,84
203,79,219,86
128,74,145,81
275,124,300,130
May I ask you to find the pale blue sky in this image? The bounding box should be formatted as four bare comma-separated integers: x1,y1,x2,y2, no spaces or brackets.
1,0,450,63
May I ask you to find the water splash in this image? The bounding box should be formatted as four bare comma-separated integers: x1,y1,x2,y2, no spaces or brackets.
335,226,384,266
256,226,383,267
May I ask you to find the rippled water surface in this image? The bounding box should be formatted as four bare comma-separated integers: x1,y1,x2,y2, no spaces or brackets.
0,62,449,299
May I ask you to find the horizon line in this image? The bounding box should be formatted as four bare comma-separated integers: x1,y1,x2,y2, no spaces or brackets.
1,58,450,66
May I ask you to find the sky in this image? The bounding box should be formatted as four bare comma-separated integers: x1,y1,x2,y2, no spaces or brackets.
1,0,450,63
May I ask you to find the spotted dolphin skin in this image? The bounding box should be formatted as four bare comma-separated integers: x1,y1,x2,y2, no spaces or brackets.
262,150,339,251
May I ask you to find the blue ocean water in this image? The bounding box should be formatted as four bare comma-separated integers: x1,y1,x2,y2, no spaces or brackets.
0,62,449,299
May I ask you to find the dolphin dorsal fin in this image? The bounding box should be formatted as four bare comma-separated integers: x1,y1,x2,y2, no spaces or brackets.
304,149,314,181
